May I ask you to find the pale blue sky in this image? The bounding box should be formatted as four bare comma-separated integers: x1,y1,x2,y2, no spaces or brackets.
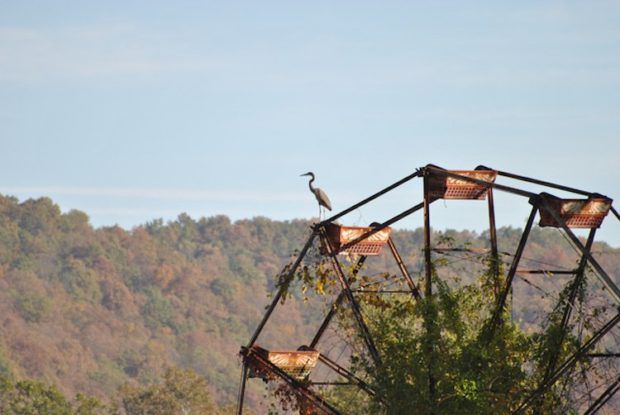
1,1,619,245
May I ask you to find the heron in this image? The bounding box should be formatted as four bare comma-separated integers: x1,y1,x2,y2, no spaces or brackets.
300,172,332,220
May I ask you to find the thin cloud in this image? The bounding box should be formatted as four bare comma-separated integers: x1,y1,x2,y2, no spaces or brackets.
0,23,213,82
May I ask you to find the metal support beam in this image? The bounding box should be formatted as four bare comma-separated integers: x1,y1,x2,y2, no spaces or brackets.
538,194,620,304
534,228,597,414
423,175,433,298
516,269,576,275
310,236,421,350
488,204,538,335
513,312,620,414
612,206,620,222
316,353,380,400
491,168,597,197
309,256,367,349
422,172,436,412
241,165,620,414
353,289,417,294
248,231,317,347
487,188,501,297
320,230,382,367
236,363,248,415
320,170,422,226
310,290,346,350
387,237,422,300
334,202,426,255
583,375,620,415
432,247,491,254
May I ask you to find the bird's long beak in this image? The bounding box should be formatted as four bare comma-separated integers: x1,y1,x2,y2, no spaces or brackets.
300,173,310,177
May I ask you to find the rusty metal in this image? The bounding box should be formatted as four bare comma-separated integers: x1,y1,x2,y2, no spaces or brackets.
431,247,492,254
427,168,497,200
248,231,317,348
309,255,367,349
310,234,419,352
425,164,537,199
488,204,538,335
320,169,422,226
320,228,382,367
612,205,620,221
309,290,345,349
323,223,391,256
239,164,619,414
387,237,422,299
538,193,620,304
353,289,418,294
247,346,320,380
516,269,576,275
236,364,249,415
240,346,342,415
534,228,597,414
583,375,620,415
513,311,620,414
315,352,379,400
538,196,612,229
330,201,427,255
422,171,436,413
486,187,501,296
423,174,433,298
478,165,600,198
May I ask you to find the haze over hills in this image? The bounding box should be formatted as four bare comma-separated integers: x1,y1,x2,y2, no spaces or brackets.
0,194,618,411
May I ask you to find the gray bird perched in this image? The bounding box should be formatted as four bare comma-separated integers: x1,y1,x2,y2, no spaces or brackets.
300,172,332,219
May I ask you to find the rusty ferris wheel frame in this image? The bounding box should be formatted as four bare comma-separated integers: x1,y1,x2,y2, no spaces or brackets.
236,164,620,415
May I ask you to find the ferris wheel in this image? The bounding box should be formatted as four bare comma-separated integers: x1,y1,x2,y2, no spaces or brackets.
237,164,620,415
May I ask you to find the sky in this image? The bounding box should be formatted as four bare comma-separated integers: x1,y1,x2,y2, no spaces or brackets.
1,1,619,246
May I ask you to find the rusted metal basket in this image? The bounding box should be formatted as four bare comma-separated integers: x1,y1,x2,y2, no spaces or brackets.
247,346,319,381
323,223,391,256
539,197,612,229
427,169,497,200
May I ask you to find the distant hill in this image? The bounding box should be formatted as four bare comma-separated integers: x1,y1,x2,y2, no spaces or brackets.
0,195,618,410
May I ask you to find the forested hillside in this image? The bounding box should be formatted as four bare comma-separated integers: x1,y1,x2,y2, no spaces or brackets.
0,195,618,412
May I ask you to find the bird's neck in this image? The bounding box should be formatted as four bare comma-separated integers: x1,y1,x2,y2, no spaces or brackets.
307,176,315,192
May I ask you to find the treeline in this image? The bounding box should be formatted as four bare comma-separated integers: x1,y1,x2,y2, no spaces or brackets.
0,195,617,411
0,368,234,414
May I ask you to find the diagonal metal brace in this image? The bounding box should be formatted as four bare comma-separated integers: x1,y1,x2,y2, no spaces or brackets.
319,229,382,367
512,311,620,414
538,193,620,304
248,231,317,347
300,347,381,402
310,255,367,349
583,374,620,415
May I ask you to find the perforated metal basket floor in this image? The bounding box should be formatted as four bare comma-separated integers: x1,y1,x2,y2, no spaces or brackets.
427,169,497,200
539,197,612,229
246,346,319,381
323,223,391,256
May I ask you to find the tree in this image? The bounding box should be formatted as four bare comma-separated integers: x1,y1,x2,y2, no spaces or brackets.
73,393,112,415
352,275,535,414
0,375,74,415
296,253,572,414
120,368,216,415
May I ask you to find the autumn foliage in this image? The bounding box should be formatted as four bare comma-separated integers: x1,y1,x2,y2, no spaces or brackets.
0,194,618,413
